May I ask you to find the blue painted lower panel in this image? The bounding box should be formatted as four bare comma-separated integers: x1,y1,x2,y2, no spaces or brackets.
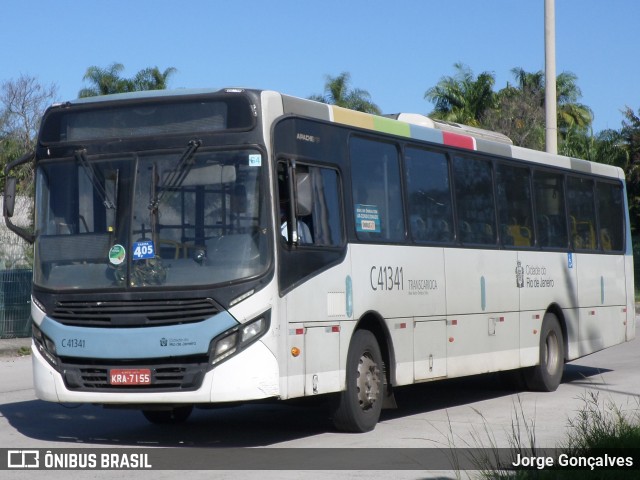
40,311,238,359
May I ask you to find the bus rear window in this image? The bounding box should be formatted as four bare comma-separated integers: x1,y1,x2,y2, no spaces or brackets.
40,95,255,143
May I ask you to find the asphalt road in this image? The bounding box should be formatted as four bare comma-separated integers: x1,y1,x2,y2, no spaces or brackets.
1,320,639,479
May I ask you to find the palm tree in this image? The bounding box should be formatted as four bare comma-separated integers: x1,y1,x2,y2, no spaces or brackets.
78,63,130,98
556,72,592,131
505,68,592,132
78,63,177,98
424,63,496,126
510,67,545,95
132,67,178,91
310,72,381,114
481,67,593,151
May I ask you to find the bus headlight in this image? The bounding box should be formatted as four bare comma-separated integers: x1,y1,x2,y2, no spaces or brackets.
212,332,239,362
241,317,265,343
32,324,59,367
209,312,269,366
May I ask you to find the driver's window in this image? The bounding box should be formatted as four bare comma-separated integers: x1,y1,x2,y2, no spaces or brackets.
277,162,342,247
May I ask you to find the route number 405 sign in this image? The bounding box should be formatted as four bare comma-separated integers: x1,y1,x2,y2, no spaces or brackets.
133,240,155,260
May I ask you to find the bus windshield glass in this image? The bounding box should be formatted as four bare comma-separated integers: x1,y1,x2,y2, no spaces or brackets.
34,148,269,290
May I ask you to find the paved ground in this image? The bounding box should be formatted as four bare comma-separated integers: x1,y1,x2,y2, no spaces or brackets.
0,336,31,357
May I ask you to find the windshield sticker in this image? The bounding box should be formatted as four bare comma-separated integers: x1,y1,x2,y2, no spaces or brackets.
248,154,262,167
355,204,381,233
133,240,155,261
108,244,126,265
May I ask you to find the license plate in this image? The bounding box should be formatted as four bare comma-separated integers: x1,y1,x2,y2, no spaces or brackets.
109,368,151,385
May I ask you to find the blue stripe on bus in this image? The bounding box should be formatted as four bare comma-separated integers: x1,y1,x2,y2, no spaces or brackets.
408,124,443,144
39,311,239,359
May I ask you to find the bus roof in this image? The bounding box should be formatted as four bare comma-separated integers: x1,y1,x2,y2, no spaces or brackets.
56,88,224,106
279,92,624,181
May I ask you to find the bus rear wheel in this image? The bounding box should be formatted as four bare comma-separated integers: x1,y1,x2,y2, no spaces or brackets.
524,313,564,392
142,405,193,424
332,329,383,433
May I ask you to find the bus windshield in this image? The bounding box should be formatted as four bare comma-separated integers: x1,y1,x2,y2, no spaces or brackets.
34,147,269,290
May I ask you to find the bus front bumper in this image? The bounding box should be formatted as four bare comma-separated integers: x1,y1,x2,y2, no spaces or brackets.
32,339,280,405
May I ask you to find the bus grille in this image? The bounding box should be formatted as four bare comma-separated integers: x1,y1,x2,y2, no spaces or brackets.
52,298,220,327
62,359,209,391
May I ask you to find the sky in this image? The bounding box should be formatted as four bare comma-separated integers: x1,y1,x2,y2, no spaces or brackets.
2,0,639,134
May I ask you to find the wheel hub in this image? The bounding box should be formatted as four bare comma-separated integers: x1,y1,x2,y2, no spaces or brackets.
356,353,380,410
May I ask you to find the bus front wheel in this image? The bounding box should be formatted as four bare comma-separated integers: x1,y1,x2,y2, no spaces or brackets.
332,329,383,433
524,313,564,392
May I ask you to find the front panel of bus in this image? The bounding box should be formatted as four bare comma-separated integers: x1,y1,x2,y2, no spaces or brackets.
29,90,281,404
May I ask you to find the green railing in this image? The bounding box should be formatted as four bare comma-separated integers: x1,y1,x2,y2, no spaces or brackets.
0,269,32,338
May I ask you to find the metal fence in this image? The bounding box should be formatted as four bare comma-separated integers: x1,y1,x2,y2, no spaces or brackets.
0,196,33,338
0,268,32,338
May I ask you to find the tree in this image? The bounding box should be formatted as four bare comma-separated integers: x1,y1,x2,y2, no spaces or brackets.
619,107,640,225
1,75,58,192
132,66,177,92
78,63,129,97
479,68,592,151
1,74,58,150
482,75,546,150
310,72,381,114
78,63,177,98
424,63,496,127
556,72,592,133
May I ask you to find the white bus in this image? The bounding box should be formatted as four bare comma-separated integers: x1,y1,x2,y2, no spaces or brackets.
3,88,634,432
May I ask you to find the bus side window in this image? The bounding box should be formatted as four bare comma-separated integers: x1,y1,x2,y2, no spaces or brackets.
350,137,404,243
404,147,453,243
596,181,625,252
534,171,568,249
278,162,343,247
567,176,597,251
496,163,534,248
453,155,496,245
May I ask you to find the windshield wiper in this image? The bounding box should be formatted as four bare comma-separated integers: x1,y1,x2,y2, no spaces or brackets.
75,149,115,209
154,139,202,207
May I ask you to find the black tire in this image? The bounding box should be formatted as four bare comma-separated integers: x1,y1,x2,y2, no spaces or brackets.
524,313,565,392
332,329,384,433
142,405,193,424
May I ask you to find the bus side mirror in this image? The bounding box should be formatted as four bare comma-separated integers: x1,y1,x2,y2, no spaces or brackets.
3,177,17,218
3,151,35,244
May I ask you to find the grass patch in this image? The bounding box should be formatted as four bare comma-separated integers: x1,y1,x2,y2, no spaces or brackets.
466,392,640,479
562,391,640,451
17,346,30,356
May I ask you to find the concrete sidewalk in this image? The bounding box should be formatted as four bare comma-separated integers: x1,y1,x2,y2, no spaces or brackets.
0,336,31,357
